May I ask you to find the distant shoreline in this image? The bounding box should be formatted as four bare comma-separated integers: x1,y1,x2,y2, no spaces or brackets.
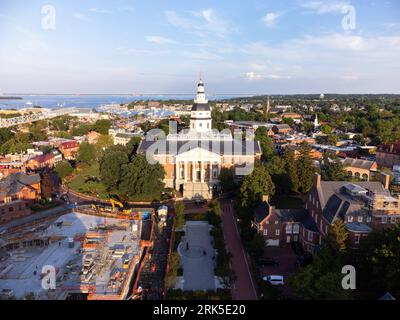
0,96,22,100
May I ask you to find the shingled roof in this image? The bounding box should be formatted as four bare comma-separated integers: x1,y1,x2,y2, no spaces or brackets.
342,157,376,170
0,172,41,197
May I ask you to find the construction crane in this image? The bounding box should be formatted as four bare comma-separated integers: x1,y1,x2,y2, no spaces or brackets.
110,198,132,215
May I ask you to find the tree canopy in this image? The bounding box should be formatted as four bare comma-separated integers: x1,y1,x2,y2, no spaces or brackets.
54,161,73,181
118,154,165,201
240,164,275,208
77,142,97,165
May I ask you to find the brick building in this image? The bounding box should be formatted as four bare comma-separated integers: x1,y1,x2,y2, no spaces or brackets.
252,196,319,250
59,140,80,160
0,172,41,225
254,173,400,253
376,142,400,168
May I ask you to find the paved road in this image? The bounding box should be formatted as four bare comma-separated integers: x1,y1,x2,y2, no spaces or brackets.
220,199,258,300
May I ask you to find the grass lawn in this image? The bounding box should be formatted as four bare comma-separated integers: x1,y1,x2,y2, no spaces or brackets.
270,195,304,209
67,163,109,198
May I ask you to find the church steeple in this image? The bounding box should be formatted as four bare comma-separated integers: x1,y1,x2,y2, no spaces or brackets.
314,113,319,129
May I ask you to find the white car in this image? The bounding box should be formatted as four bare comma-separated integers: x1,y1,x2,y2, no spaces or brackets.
262,275,284,286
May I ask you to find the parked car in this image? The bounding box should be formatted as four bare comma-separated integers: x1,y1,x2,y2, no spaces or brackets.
262,275,285,286
256,257,279,267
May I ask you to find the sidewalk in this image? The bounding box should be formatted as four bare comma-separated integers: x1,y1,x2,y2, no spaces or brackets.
220,200,258,300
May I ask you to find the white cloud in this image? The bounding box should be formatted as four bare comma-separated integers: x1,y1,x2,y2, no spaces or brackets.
165,8,236,37
301,1,349,14
245,71,291,80
72,13,90,22
261,12,282,27
89,8,112,14
146,36,177,45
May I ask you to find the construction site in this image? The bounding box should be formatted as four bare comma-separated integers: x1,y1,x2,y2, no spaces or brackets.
0,202,173,300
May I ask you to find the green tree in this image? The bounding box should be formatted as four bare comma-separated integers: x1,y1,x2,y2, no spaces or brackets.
255,127,274,161
174,201,186,229
321,154,346,181
93,119,112,135
77,142,97,165
321,124,333,134
118,155,165,201
247,233,265,257
126,136,142,157
356,223,400,298
327,219,349,254
218,168,235,192
99,148,129,191
240,164,275,208
0,128,13,145
296,142,315,193
96,134,114,150
283,147,300,193
54,161,73,181
288,242,352,300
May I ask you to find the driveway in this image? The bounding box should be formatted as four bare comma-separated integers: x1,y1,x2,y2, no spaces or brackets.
259,245,298,297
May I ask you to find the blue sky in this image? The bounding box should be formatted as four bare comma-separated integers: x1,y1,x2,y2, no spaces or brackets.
0,0,399,94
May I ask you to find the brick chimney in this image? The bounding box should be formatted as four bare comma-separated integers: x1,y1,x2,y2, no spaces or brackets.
381,172,391,190
314,173,321,188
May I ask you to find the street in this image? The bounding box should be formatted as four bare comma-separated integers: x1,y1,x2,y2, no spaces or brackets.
220,199,258,300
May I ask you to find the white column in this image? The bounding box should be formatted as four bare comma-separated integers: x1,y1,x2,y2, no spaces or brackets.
200,161,204,183
184,161,188,182
175,160,179,181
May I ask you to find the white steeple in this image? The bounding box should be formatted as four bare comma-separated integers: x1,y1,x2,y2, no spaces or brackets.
190,77,211,133
194,76,208,104
314,113,319,129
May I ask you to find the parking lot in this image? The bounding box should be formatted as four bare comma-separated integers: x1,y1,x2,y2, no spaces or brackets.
258,245,299,297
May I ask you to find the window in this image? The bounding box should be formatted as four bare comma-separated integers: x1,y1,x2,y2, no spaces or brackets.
348,216,353,222
199,123,202,127
366,216,371,223
382,216,388,224
355,234,360,244
265,221,269,224
358,216,363,223
275,229,280,236
286,224,292,234
263,229,268,236
391,217,396,224
308,232,313,241
316,201,319,209
293,224,300,234
275,220,278,225
207,123,209,129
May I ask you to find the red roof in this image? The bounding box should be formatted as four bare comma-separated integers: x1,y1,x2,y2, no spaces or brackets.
29,153,55,164
60,140,79,149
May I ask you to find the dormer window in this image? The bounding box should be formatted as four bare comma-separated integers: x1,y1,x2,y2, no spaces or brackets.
348,216,353,222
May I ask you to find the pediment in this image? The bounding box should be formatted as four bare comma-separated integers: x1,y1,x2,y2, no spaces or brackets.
175,147,220,162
